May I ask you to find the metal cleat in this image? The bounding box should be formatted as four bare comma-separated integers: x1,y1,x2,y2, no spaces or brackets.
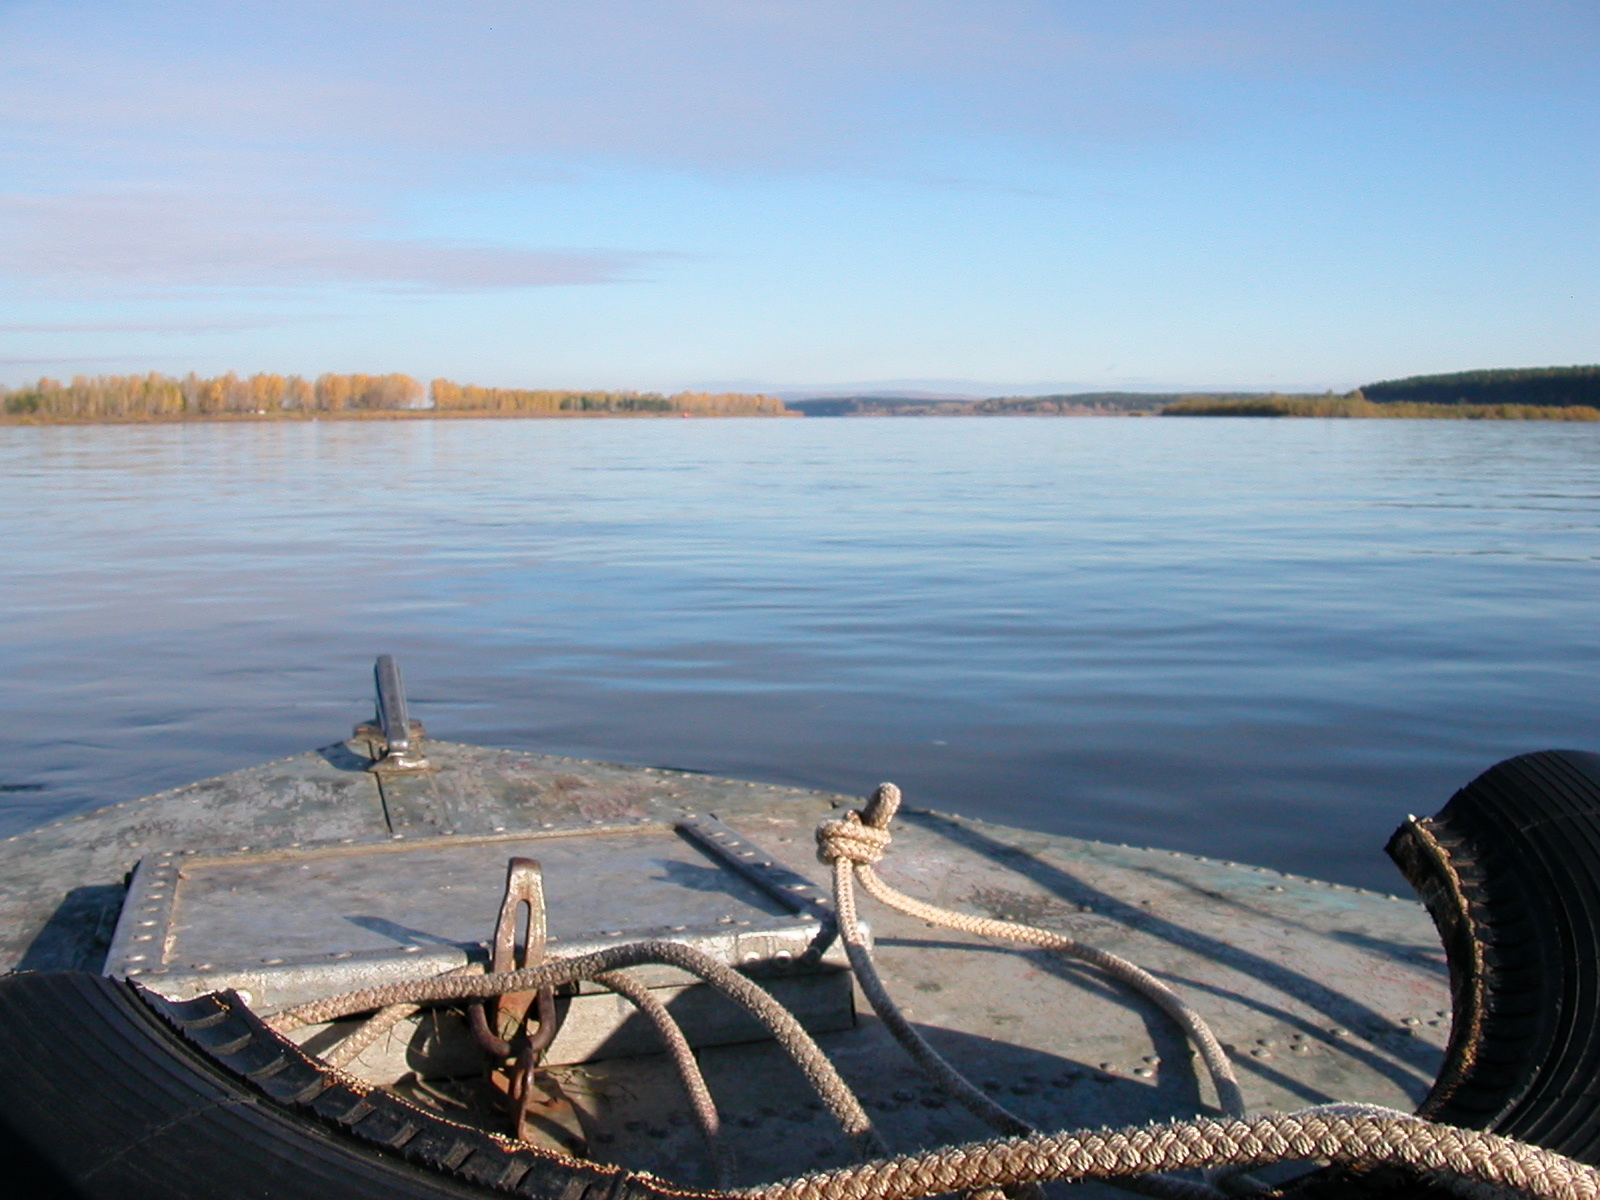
470,858,586,1154
356,655,430,772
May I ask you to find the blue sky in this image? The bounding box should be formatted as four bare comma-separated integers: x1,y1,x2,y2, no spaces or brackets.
2,1,1595,393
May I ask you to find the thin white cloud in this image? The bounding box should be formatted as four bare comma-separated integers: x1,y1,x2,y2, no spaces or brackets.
0,1,1291,297
0,190,644,291
0,355,156,367
0,0,1591,303
0,1,1298,171
0,317,326,334
14,1,1583,174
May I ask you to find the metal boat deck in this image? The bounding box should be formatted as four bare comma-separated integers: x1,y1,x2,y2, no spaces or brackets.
0,736,1449,1190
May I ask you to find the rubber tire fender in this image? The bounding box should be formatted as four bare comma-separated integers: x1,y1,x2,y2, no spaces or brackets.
0,970,714,1200
1386,747,1600,1160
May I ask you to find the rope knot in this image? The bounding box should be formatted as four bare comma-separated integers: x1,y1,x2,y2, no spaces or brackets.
817,810,893,866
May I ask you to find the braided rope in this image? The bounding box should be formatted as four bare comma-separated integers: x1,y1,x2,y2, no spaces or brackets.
265,938,885,1159
247,793,1600,1200
323,962,483,1069
828,852,1030,1136
594,968,735,1189
323,998,422,1068
817,785,1244,1117
739,1112,1600,1200
816,785,1250,1199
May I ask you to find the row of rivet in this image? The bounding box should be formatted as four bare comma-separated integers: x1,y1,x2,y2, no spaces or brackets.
121,850,181,976
918,810,1415,903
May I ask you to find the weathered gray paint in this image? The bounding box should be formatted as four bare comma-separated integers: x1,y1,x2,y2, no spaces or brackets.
0,735,1450,1190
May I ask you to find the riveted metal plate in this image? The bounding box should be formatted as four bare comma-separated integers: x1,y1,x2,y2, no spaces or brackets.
105,821,861,1065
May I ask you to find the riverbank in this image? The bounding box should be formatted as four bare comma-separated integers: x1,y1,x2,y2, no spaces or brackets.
0,407,799,427
10,401,1596,426
1162,396,1600,420
0,373,794,423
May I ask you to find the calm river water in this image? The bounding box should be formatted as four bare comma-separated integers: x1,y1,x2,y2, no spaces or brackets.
3,416,1598,891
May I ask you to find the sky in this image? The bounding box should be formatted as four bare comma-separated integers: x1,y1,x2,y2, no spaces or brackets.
1,1,1596,394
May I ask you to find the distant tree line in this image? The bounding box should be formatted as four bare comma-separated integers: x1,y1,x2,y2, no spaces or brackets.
1,372,424,419
1,372,789,421
787,392,1320,417
14,366,1596,424
788,393,1174,416
973,393,1173,414
1359,365,1600,407
792,371,1600,420
1161,394,1600,420
430,380,787,415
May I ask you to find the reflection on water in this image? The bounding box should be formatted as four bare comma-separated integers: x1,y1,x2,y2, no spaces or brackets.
3,416,1598,890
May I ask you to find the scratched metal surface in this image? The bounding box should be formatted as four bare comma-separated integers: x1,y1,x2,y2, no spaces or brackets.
0,736,1448,1190
153,829,794,963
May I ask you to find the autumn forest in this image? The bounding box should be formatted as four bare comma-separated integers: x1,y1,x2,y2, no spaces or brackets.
0,372,791,421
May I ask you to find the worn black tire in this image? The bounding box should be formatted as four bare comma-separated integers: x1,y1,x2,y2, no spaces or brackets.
1387,748,1600,1158
1278,749,1600,1200
0,971,707,1200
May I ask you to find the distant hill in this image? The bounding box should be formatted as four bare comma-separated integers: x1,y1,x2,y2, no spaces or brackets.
791,372,1600,417
1361,365,1600,407
787,392,1262,416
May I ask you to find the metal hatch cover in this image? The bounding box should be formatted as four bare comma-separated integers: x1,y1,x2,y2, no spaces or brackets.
104,818,862,1071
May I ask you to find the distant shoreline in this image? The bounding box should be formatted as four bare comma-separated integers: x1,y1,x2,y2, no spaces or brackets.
0,407,799,427
1160,397,1600,420
0,373,792,424
7,363,1598,425
8,403,1600,426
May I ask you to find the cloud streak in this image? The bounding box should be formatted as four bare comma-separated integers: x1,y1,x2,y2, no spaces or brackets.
0,1,1327,298
0,355,157,368
0,1,1326,174
0,317,325,334
0,190,643,292
0,0,1592,338
13,1,1587,176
